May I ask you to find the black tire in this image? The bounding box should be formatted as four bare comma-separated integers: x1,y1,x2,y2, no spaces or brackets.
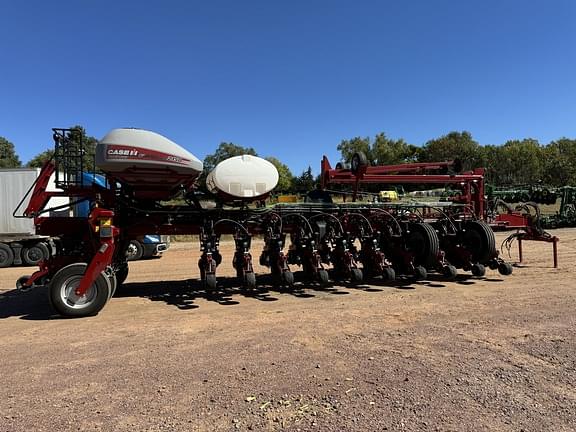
126,240,143,261
498,262,513,276
414,265,427,280
442,265,458,280
350,268,363,284
205,274,217,290
318,269,330,285
471,263,486,277
0,243,14,268
49,263,111,317
382,267,396,282
282,270,295,287
462,221,496,263
21,242,50,266
407,223,440,267
244,272,257,290
350,152,368,174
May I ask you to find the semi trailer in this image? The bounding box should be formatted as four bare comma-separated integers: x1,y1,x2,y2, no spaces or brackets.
0,168,68,267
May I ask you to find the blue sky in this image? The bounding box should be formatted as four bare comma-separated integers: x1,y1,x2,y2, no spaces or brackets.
1,0,575,174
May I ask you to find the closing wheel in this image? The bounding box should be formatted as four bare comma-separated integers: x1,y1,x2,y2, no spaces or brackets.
205,274,217,290
21,242,50,266
382,267,396,282
0,243,14,268
244,272,257,290
442,265,458,280
471,263,486,277
49,263,111,317
498,262,513,276
318,269,330,285
350,152,368,174
282,270,295,287
350,268,363,284
414,265,427,280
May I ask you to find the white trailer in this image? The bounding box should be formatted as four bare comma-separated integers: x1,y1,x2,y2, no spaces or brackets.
0,168,68,267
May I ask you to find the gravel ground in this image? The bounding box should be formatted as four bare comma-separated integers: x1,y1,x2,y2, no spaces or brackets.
0,228,575,432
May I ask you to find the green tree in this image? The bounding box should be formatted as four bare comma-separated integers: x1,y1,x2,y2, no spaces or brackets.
542,138,576,186
265,156,294,192
419,131,482,169
26,149,55,168
69,125,98,172
292,166,316,192
497,139,543,185
0,136,21,168
372,133,419,165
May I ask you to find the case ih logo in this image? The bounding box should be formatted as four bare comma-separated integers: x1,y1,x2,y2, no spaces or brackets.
108,148,139,156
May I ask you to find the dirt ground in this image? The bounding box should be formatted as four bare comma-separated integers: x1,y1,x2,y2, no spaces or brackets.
1,228,575,432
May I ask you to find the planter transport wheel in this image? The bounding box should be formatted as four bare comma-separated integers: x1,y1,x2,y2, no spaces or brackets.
49,263,111,317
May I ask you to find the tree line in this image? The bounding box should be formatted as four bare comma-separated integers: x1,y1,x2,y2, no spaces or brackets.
2,129,575,191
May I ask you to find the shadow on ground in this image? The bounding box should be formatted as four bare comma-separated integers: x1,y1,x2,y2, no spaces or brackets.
0,270,502,320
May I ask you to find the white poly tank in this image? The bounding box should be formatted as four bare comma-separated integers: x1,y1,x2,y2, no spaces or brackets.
206,155,279,199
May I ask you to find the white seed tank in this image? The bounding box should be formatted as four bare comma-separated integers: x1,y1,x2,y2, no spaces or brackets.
95,128,203,176
206,155,279,199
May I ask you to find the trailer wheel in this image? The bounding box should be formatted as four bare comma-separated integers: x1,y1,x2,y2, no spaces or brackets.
21,242,50,266
205,274,217,290
49,263,111,317
0,243,14,268
126,240,143,261
471,263,486,277
498,262,513,276
382,267,396,282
